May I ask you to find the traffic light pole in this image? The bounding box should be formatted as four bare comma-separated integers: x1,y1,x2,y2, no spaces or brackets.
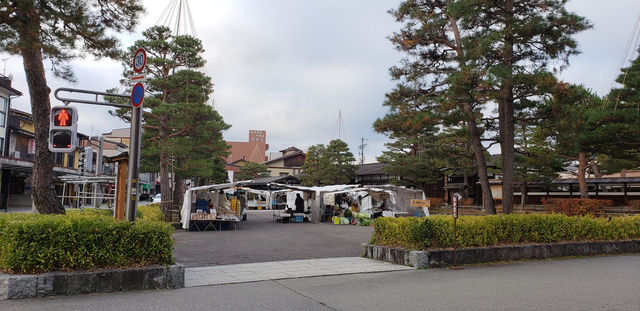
55,87,141,223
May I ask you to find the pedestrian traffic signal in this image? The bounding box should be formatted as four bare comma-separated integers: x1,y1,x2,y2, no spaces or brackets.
49,106,78,153
53,107,73,126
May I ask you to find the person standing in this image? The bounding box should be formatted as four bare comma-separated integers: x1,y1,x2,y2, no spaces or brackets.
295,193,305,213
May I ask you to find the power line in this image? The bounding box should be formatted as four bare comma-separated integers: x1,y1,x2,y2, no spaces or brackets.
603,9,640,111
155,0,215,109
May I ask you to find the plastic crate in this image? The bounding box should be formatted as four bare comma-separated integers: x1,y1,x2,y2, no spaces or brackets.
293,215,304,223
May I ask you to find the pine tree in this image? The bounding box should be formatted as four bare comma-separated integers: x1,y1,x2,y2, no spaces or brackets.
113,26,229,215
237,162,269,181
455,0,591,213
300,145,326,186
0,0,143,214
543,82,640,198
301,140,355,186
323,140,356,185
382,1,497,213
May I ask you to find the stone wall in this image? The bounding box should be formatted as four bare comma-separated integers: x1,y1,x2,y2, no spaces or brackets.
362,240,640,268
0,264,184,300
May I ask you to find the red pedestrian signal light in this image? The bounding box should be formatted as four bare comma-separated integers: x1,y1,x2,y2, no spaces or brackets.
53,108,72,127
49,106,78,153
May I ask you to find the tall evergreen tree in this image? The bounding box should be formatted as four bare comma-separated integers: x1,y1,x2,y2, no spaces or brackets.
0,0,143,214
236,162,269,181
300,144,327,186
301,140,355,186
382,1,497,213
323,139,357,185
455,0,591,213
543,82,640,198
114,26,229,216
514,118,562,207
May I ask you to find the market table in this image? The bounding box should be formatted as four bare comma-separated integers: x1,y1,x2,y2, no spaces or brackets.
189,219,240,231
189,220,218,231
273,211,293,223
216,219,239,230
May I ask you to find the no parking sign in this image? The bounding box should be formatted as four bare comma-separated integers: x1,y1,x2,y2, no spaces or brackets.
131,83,144,108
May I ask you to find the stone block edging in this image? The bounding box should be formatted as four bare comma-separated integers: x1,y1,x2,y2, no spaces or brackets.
0,263,184,300
361,239,640,268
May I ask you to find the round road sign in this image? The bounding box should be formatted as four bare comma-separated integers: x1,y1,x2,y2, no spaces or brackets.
133,48,147,73
131,83,145,108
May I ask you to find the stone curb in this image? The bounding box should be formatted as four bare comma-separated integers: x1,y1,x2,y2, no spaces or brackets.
0,263,184,300
362,240,640,268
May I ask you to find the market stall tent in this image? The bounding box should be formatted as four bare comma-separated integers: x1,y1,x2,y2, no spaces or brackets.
267,183,427,221
181,181,254,230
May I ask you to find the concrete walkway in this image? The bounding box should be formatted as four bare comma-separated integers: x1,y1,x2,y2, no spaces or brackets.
185,257,414,287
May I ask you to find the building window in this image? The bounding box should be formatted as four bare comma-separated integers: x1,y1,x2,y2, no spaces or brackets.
0,137,3,155
0,96,7,127
67,152,75,168
54,153,64,165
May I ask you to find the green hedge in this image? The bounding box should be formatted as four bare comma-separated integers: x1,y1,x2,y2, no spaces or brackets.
0,211,174,273
370,214,640,250
137,204,165,222
66,204,165,222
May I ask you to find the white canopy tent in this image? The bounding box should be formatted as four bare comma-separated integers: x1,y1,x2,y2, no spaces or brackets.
180,181,253,230
265,183,427,221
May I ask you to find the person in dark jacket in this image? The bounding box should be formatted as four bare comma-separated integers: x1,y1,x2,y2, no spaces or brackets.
295,193,305,213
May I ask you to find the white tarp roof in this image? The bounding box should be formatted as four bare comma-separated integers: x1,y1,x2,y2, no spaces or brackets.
180,181,253,230
268,183,360,194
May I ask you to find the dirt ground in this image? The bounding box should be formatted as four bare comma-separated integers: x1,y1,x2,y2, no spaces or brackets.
173,210,374,267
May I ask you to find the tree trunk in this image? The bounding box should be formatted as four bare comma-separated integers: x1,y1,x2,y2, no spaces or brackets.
500,0,515,215
16,5,64,214
578,152,589,198
172,162,184,211
462,171,469,199
159,120,172,220
520,182,527,210
592,161,602,178
448,11,496,214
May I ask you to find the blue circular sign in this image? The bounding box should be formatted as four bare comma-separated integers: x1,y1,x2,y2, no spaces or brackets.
131,83,144,108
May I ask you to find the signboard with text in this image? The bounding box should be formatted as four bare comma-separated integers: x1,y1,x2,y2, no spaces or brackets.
410,199,431,207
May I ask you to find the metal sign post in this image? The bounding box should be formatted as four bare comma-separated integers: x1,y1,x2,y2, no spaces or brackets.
125,106,142,222
52,48,147,223
450,193,463,270
125,49,146,223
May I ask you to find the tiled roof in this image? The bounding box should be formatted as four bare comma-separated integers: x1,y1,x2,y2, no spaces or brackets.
227,141,267,163
356,163,388,175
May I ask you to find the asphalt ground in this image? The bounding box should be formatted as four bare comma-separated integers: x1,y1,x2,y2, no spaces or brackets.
172,210,374,267
3,254,638,311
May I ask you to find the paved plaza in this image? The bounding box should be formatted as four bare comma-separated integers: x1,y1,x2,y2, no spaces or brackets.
173,210,374,267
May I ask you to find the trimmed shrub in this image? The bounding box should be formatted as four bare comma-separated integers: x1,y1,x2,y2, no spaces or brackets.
541,198,613,216
137,204,165,222
65,204,164,222
67,208,112,218
370,214,640,250
0,212,173,274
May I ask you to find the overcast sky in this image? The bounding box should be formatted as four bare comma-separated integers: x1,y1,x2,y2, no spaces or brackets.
2,0,639,162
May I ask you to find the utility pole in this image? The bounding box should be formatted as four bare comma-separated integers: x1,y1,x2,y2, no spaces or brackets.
358,137,367,165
